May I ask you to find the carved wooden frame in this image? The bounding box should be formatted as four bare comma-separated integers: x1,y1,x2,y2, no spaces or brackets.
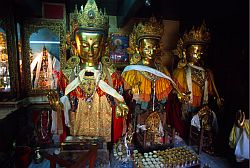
22,18,66,96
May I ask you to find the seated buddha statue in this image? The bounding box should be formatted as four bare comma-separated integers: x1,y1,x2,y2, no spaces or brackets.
122,17,187,146
170,22,223,139
55,0,128,143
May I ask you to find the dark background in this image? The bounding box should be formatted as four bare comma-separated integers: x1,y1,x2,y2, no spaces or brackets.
0,0,248,166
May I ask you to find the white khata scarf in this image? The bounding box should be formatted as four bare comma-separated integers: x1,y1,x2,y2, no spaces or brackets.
64,67,124,102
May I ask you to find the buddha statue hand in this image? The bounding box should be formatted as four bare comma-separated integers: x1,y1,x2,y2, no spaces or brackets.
115,101,129,118
177,91,191,104
47,90,62,111
217,97,224,109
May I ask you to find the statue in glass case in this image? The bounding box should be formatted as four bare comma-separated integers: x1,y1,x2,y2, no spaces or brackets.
56,0,128,143
30,46,60,90
0,31,10,92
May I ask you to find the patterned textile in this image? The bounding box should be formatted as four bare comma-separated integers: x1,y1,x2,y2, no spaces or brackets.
70,93,112,142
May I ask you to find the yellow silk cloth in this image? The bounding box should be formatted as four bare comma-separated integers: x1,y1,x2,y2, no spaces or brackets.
173,67,214,107
122,70,172,102
229,121,249,148
70,92,112,142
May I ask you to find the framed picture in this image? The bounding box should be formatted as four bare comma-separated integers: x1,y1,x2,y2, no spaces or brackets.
110,34,129,67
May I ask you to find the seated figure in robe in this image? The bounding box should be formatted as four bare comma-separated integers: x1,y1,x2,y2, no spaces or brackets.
169,22,223,141
122,17,187,147
54,0,128,143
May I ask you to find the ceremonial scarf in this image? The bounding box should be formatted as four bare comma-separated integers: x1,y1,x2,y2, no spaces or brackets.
65,67,124,102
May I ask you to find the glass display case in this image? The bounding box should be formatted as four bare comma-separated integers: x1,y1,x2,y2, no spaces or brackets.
22,18,65,96
0,28,10,92
0,15,20,100
29,28,60,90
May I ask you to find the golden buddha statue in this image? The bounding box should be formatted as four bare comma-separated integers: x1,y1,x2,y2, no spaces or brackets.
122,17,187,147
124,17,170,104
55,0,128,143
173,22,223,114
170,22,223,140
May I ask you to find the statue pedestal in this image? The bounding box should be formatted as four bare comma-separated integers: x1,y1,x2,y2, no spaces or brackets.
60,136,110,166
61,136,106,150
0,99,24,119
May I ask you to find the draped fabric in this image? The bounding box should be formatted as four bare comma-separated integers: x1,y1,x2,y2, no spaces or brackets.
57,68,124,143
165,92,188,139
122,64,173,142
229,120,249,161
70,93,112,142
110,72,126,143
173,66,214,108
167,66,215,139
122,69,172,102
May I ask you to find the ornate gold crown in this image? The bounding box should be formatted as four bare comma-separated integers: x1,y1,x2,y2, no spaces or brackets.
70,0,109,33
129,16,163,53
174,38,185,59
182,21,211,46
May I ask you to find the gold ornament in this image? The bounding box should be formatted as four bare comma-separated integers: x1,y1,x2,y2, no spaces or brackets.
115,102,129,118
129,53,141,65
67,56,80,69
174,38,185,59
197,106,213,131
47,90,62,111
62,56,80,81
70,0,109,33
101,56,116,75
182,21,211,46
128,16,164,55
145,111,161,133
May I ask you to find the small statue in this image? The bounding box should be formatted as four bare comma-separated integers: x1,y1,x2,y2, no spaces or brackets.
124,123,134,156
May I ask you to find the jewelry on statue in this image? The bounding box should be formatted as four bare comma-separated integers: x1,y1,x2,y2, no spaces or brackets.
78,63,102,106
191,67,207,88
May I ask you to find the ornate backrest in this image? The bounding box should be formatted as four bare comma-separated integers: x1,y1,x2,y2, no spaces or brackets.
197,106,214,131
145,112,161,133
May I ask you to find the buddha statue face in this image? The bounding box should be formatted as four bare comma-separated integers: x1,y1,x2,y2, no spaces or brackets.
185,44,207,66
138,38,160,66
75,29,105,67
